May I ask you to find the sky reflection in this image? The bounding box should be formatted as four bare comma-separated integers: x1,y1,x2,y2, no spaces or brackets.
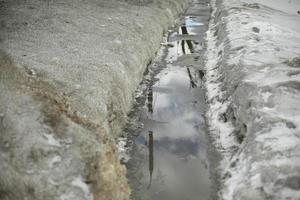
127,1,212,199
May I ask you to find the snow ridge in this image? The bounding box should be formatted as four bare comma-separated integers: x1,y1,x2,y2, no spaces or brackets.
205,0,238,155
205,0,300,199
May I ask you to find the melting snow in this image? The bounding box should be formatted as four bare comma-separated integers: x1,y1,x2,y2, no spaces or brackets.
205,0,300,199
117,137,130,163
49,155,62,168
71,176,93,200
43,133,61,147
261,91,272,102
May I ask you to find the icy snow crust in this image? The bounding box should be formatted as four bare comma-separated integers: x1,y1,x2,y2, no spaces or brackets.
205,0,300,199
0,0,187,199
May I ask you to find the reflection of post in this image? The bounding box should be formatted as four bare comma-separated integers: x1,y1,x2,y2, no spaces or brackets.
147,87,153,114
181,26,194,53
147,131,154,189
181,40,186,54
186,40,194,54
187,67,197,88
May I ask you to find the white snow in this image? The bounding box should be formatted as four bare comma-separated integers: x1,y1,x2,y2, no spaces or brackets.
43,133,61,147
242,0,300,15
205,0,300,199
71,176,93,200
117,137,130,163
60,192,76,200
48,155,62,168
256,123,300,151
260,91,272,102
205,0,237,155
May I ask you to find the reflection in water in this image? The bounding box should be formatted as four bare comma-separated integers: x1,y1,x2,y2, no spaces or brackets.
147,131,154,189
181,40,186,55
126,1,214,199
181,26,194,54
128,66,210,200
187,67,197,88
147,88,153,114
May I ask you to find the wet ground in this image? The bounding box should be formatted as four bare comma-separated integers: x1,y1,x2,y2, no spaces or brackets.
121,1,220,199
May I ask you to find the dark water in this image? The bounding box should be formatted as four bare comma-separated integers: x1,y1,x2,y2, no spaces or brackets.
123,1,219,200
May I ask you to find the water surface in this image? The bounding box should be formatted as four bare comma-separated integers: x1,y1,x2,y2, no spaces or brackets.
124,1,218,199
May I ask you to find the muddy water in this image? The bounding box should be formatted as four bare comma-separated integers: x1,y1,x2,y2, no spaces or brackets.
123,1,219,200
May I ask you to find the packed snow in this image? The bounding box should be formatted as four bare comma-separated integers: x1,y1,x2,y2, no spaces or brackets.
205,0,300,199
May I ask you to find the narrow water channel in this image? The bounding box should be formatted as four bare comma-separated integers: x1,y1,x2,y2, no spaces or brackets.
121,1,219,199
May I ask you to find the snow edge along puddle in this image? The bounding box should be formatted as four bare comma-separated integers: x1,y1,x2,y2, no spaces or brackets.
205,0,300,199
204,0,239,198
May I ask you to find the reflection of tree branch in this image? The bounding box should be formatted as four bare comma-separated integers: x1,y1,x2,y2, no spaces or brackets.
186,40,194,53
147,131,154,189
186,67,197,88
181,40,186,54
147,88,153,114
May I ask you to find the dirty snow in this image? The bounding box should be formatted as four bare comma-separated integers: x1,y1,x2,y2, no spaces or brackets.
0,0,188,199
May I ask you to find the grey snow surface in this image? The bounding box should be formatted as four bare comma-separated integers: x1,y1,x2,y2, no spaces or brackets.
205,0,300,199
0,0,187,199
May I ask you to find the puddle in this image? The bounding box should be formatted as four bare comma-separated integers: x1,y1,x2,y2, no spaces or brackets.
122,1,219,200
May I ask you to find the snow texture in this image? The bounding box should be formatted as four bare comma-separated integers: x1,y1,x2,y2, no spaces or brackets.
117,136,131,163
205,0,300,199
0,0,187,199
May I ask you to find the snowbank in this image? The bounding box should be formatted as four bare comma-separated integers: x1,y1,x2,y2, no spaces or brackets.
0,0,187,199
205,0,300,199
